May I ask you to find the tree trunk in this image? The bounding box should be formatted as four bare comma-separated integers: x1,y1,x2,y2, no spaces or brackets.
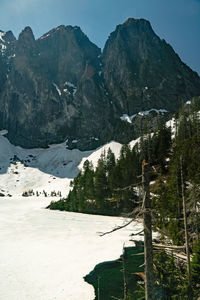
142,161,154,299
180,156,191,284
98,276,100,300
122,246,127,300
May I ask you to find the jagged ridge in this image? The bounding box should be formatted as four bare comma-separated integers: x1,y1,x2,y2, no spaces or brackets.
0,18,199,149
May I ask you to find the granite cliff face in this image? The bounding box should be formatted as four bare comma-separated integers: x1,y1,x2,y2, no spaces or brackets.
0,25,110,148
103,18,200,114
0,19,200,149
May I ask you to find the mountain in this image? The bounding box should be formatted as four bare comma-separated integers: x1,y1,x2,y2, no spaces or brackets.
0,19,200,149
103,18,200,113
0,26,109,149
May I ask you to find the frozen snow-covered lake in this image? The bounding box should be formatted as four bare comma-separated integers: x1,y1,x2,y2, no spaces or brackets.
0,197,143,300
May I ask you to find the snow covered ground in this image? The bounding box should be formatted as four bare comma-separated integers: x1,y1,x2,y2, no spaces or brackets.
0,131,164,299
0,131,124,198
0,196,144,300
0,113,176,198
0,115,176,198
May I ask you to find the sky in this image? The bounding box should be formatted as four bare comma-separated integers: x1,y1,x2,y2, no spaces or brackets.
0,0,199,74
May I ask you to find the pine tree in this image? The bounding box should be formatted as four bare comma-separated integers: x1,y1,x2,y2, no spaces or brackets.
94,155,108,210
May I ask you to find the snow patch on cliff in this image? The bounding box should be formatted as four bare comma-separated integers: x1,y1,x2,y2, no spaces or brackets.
120,108,168,123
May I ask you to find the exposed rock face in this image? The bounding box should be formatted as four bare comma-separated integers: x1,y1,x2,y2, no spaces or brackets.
103,18,200,114
0,19,200,149
0,25,110,148
0,30,16,91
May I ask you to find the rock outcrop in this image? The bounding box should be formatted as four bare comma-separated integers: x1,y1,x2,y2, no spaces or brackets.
103,18,200,114
0,19,199,149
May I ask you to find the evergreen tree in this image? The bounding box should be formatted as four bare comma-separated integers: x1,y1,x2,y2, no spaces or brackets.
94,155,108,210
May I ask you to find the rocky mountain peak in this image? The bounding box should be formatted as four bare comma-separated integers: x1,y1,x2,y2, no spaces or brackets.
37,24,100,85
0,19,200,150
18,26,35,43
39,25,87,41
0,30,15,43
103,18,200,115
105,18,155,48
123,18,152,29
16,26,37,57
3,30,16,43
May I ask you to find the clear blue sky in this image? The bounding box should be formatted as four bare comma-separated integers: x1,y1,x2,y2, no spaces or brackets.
0,0,199,74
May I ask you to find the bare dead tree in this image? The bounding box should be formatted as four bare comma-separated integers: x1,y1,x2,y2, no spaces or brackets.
142,160,154,300
122,244,127,300
98,276,100,300
99,160,155,299
180,155,191,284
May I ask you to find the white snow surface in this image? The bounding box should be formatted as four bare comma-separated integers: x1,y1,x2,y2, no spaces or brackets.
129,137,141,149
0,32,7,54
0,135,139,197
1,44,6,50
186,100,191,105
138,108,168,116
64,82,77,96
120,114,136,123
120,108,168,123
0,134,91,197
63,88,70,95
53,83,62,96
166,117,176,138
0,135,157,299
0,31,6,42
65,81,76,89
39,33,50,40
0,129,8,136
79,141,122,170
0,196,146,300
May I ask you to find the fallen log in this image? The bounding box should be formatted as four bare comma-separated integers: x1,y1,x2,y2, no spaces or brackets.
153,243,185,251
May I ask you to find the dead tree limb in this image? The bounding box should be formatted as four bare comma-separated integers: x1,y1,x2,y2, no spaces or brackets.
180,156,191,284
122,244,127,300
142,161,154,300
130,229,144,236
99,218,135,237
114,181,142,192
152,243,185,251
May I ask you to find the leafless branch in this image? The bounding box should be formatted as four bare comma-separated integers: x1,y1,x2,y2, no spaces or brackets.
114,181,142,192
130,229,144,236
131,252,144,256
99,218,134,237
124,206,141,217
99,209,143,237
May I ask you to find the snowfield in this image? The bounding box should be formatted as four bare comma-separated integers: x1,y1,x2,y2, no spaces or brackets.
0,197,143,300
0,133,143,299
0,131,162,299
0,132,124,198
